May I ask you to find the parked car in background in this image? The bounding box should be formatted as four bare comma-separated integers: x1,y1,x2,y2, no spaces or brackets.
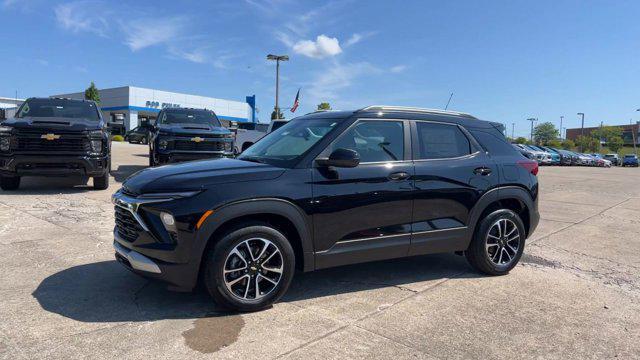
548,148,572,166
125,125,150,144
590,154,611,168
538,146,561,165
604,153,620,166
575,153,594,166
0,97,111,190
149,108,234,166
523,145,552,165
623,154,639,167
512,144,536,160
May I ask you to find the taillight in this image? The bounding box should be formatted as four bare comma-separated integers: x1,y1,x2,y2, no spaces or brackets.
517,160,538,176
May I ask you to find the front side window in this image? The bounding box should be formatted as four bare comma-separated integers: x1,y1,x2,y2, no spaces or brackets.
328,120,404,163
239,117,340,168
16,98,100,121
158,109,221,127
416,122,471,159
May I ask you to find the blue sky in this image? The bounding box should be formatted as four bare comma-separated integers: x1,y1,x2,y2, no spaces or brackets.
1,0,639,136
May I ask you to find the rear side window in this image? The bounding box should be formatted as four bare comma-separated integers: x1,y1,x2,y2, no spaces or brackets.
416,122,470,159
468,128,518,155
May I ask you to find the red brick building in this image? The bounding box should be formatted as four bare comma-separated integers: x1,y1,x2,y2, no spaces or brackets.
565,123,640,145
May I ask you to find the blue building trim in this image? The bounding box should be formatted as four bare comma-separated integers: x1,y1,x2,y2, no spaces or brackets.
100,105,249,122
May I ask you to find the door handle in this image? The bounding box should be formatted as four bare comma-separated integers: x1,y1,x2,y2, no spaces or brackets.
388,171,410,181
473,167,492,176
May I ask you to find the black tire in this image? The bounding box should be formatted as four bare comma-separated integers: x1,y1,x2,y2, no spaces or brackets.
466,209,526,275
93,172,109,190
149,150,155,167
142,137,148,145
204,223,295,312
0,176,20,191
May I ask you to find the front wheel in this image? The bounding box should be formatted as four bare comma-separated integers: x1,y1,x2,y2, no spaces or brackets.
93,172,109,190
466,209,525,275
204,224,295,312
0,176,20,191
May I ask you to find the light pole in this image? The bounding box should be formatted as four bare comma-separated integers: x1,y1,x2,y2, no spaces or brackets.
560,116,564,139
511,122,515,139
267,54,289,119
527,118,537,142
577,112,585,152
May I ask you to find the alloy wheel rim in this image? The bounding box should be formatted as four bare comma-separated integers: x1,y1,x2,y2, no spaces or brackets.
223,238,284,301
485,218,520,266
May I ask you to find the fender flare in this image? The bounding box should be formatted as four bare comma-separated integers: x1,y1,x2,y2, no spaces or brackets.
465,186,536,247
192,198,315,272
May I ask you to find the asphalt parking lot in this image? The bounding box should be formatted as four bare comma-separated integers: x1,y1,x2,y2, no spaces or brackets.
1,142,639,359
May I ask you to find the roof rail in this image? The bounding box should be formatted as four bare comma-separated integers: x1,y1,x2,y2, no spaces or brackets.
304,109,334,115
358,105,477,119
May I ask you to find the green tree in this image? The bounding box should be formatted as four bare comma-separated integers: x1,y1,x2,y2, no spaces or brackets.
533,122,559,145
561,139,575,150
514,137,528,144
317,102,332,111
84,82,100,103
546,139,562,148
576,135,599,152
271,109,284,120
592,125,623,143
608,136,624,153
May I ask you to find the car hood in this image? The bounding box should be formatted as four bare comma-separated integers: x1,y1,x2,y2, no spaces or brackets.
122,158,285,194
2,117,102,131
157,123,230,136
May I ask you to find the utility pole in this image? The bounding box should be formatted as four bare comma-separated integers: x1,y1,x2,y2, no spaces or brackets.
577,112,585,152
560,116,564,139
527,118,537,142
267,54,289,119
511,122,515,139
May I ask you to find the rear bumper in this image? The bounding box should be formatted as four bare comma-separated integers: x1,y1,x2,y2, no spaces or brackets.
0,153,109,177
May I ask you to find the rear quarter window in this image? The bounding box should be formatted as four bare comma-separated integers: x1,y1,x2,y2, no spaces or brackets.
468,128,519,156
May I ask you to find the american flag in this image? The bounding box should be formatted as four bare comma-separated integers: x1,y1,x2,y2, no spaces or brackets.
290,88,300,113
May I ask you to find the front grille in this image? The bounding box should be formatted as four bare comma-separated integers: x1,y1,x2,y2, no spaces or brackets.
174,140,226,151
115,206,143,242
14,129,89,153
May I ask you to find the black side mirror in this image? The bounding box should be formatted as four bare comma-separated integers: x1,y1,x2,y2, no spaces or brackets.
316,148,360,168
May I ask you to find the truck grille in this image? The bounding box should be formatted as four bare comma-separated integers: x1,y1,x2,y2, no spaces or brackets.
174,140,226,152
14,129,89,153
114,206,143,242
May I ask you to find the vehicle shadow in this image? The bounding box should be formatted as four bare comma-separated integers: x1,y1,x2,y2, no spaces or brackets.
31,253,475,324
0,176,93,195
111,165,147,183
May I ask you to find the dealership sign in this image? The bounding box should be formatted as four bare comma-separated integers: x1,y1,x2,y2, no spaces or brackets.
146,101,181,109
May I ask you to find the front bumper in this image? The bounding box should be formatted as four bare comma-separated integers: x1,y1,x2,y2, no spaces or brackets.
156,150,233,164
0,153,109,177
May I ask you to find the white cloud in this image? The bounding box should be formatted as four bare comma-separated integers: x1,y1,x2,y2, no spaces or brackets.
390,65,407,73
308,61,380,101
122,17,186,51
54,1,109,36
344,31,376,47
293,35,342,59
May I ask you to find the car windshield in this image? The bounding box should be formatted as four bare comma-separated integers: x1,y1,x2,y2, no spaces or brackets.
158,109,221,127
239,117,340,168
16,98,100,120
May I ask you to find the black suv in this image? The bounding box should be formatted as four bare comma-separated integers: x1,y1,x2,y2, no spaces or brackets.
112,106,539,311
149,108,234,166
0,97,110,190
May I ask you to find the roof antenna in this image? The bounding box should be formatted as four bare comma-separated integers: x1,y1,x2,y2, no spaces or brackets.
444,92,454,110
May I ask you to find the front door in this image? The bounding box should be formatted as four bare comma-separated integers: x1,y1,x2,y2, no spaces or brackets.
409,120,498,255
311,119,414,269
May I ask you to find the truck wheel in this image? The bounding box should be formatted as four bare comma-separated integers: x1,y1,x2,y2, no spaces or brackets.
149,151,155,167
204,223,295,312
0,176,20,191
93,173,109,190
466,209,526,275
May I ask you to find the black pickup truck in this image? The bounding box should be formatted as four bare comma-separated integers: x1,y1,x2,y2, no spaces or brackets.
0,97,110,190
148,108,234,166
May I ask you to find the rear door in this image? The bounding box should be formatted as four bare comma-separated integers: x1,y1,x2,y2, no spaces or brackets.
409,120,498,255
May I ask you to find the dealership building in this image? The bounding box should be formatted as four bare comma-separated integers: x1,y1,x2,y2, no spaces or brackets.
54,86,257,134
566,123,640,145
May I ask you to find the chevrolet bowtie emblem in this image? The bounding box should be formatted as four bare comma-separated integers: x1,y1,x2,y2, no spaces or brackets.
41,133,61,141
191,137,204,143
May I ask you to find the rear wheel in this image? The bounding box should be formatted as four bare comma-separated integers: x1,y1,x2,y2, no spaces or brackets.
204,223,295,312
0,176,20,191
466,209,525,275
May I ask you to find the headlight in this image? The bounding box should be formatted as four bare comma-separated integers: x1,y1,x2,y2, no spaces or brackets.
89,130,103,138
0,137,10,152
90,140,102,153
137,190,202,200
159,139,168,150
0,126,13,133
